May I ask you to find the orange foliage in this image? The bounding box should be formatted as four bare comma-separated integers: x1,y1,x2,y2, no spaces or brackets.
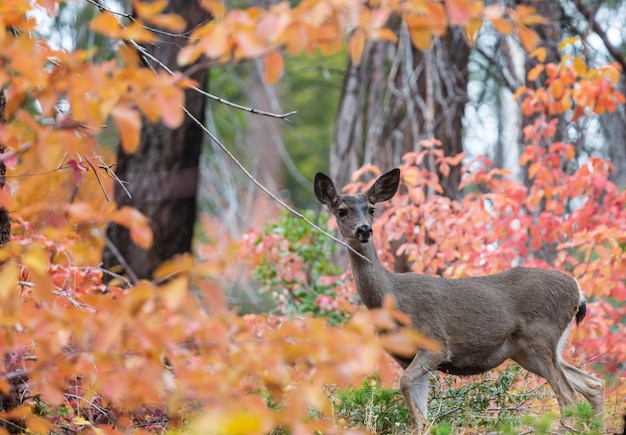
180,0,545,83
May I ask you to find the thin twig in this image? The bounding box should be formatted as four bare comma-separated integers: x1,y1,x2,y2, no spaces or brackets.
0,141,32,163
81,154,110,202
97,227,140,285
183,105,373,264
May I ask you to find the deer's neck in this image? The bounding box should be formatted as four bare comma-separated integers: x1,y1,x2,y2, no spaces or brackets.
347,240,392,309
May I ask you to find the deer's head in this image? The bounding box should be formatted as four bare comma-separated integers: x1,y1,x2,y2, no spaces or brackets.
314,169,400,244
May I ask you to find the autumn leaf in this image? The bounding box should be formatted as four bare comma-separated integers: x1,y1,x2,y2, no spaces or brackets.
263,50,284,84
200,0,227,19
348,29,366,64
0,184,14,210
111,106,142,153
444,0,471,26
516,25,540,52
89,12,122,39
109,206,153,249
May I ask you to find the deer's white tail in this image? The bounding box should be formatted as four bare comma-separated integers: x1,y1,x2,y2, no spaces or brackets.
575,280,587,326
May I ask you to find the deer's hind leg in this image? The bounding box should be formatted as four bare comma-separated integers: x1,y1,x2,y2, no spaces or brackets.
512,344,579,426
560,361,605,417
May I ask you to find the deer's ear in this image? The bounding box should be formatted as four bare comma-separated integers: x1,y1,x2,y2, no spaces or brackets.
314,172,338,206
367,168,400,204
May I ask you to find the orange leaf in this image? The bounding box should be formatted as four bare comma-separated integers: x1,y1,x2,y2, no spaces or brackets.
235,31,268,59
110,206,154,249
349,29,366,64
119,43,141,67
133,0,168,17
111,107,142,153
161,276,189,311
200,0,226,19
0,184,13,210
155,86,184,129
531,47,547,62
90,12,122,39
527,64,544,81
177,43,204,66
516,25,540,52
490,17,512,35
445,0,470,26
148,14,187,32
407,26,433,50
263,50,284,84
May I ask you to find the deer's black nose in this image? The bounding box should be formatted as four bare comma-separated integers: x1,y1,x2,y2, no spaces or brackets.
356,225,372,242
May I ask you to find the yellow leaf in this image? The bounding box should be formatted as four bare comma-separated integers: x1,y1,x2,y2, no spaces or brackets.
154,254,194,280
464,18,482,45
572,56,587,76
348,29,366,65
559,36,580,50
23,246,49,275
0,263,21,318
111,107,142,153
161,276,189,311
262,50,283,84
119,43,141,67
188,408,272,435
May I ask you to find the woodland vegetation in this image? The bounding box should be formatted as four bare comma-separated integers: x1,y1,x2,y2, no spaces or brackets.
0,0,625,434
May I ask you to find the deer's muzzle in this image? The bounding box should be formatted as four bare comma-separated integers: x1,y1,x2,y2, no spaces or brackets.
356,225,372,243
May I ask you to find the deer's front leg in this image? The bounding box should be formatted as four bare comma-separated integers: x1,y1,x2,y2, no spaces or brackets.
399,351,442,433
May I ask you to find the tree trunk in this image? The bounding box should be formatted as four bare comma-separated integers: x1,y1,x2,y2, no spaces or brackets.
103,0,211,281
0,91,10,245
331,27,470,199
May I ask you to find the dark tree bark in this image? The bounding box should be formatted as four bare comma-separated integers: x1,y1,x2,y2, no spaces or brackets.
0,90,10,246
331,27,470,199
103,0,211,280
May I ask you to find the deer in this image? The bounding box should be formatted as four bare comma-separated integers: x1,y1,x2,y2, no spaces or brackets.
314,168,605,432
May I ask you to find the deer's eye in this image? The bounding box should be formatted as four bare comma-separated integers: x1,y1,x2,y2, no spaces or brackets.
369,207,376,215
337,208,348,218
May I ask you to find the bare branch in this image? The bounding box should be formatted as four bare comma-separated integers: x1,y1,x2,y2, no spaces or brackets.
572,0,626,72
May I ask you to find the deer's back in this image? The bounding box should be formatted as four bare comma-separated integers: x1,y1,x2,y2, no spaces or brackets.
391,267,580,368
